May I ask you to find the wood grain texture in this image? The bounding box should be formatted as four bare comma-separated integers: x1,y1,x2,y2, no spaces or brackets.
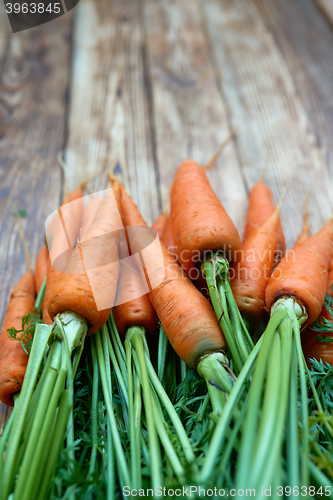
142,0,247,232
0,16,72,430
201,0,333,247
315,0,333,23
255,0,333,176
65,0,159,224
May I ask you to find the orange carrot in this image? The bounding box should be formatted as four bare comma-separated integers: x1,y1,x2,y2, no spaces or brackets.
161,215,174,251
112,186,158,338
222,220,333,492
113,253,158,339
152,213,165,239
34,246,48,295
116,185,226,367
170,160,256,372
46,185,84,243
265,218,333,326
243,181,286,256
48,183,122,335
80,196,102,238
152,214,167,241
302,258,333,365
43,256,58,325
0,272,35,406
170,160,241,278
43,188,84,324
152,213,174,252
210,221,333,492
149,242,226,368
230,207,280,328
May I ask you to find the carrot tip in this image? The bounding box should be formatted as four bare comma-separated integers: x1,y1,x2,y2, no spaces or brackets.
203,131,236,171
57,151,70,197
108,159,121,186
275,186,287,215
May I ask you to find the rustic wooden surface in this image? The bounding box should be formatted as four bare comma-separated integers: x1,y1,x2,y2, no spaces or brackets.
1,0,333,429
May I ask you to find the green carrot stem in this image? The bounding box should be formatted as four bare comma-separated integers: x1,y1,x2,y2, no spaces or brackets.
1,323,54,500
250,332,283,479
144,350,196,466
18,364,67,500
108,314,126,368
294,324,310,487
205,382,225,420
127,326,162,489
196,393,210,422
141,436,150,468
287,342,300,489
0,402,18,472
309,460,333,493
106,333,128,405
234,311,283,486
255,320,293,490
218,391,249,474
106,416,115,500
11,340,58,476
89,338,100,479
72,333,86,379
55,312,87,483
197,352,235,394
22,342,55,439
222,278,254,354
101,326,113,396
134,371,142,476
32,370,68,495
157,326,169,384
202,261,243,373
218,279,249,363
102,325,129,440
130,349,149,468
132,351,186,483
36,389,71,500
217,278,232,333
125,339,141,489
199,337,262,484
14,313,87,499
35,276,46,310
94,332,130,487
180,360,187,382
197,352,235,421
150,392,186,484
250,332,284,489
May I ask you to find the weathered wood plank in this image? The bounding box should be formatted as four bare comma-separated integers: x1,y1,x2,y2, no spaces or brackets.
65,0,159,224
315,0,333,24
0,16,72,430
202,0,333,247
255,0,333,176
142,0,247,232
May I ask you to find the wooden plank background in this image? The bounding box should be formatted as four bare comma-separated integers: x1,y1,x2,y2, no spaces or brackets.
1,0,333,428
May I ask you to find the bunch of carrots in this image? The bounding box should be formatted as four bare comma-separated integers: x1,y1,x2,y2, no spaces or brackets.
0,145,333,498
